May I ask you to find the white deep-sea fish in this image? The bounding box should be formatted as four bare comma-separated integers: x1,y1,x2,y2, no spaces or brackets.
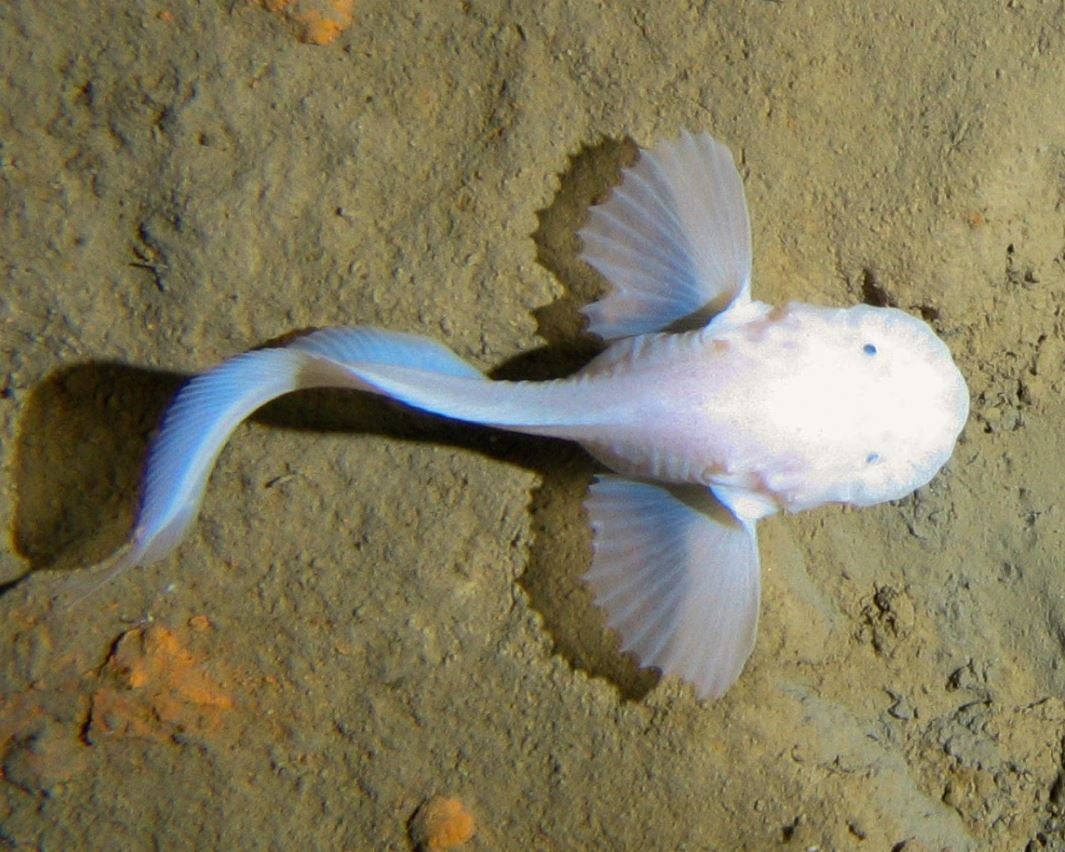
105,131,969,698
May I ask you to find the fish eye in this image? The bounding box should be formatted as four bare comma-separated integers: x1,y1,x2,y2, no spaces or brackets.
866,452,880,464
862,343,877,356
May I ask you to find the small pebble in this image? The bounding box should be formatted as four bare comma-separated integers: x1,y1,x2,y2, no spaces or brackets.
411,796,475,851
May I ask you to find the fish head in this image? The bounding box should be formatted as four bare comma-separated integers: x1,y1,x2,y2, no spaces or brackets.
784,303,970,510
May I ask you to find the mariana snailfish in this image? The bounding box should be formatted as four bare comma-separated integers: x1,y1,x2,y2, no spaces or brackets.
98,131,969,698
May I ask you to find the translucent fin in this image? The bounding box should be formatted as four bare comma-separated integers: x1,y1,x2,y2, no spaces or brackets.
287,326,484,379
115,348,314,577
109,328,488,579
583,476,761,699
579,130,752,340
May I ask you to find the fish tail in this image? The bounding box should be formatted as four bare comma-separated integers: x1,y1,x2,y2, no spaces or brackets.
112,327,490,579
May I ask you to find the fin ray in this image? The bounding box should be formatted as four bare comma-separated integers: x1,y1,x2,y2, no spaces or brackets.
584,475,761,699
110,328,489,578
579,130,752,339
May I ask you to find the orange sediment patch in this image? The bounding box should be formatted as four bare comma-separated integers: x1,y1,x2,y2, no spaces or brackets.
252,0,355,45
89,623,233,743
1,613,246,790
411,796,476,851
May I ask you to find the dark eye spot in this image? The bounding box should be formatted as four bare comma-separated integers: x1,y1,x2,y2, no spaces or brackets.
866,452,880,464
863,343,877,356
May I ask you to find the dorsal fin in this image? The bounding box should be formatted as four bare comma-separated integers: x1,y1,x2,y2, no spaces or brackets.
577,331,698,378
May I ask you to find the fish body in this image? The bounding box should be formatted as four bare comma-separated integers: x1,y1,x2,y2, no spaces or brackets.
486,300,967,516
101,131,969,698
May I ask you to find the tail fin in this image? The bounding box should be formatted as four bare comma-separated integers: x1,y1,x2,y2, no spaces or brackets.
110,327,487,579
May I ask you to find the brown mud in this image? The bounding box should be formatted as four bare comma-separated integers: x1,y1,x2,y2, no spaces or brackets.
3,2,1065,848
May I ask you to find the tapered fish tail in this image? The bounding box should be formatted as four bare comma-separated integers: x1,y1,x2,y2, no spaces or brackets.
102,327,490,582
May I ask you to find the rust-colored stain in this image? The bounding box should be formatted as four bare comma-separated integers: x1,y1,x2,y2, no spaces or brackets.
1,613,256,791
412,796,476,851
89,623,233,743
254,0,355,45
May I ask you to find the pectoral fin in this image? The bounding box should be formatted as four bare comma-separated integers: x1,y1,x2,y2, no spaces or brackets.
579,130,752,340
583,476,761,699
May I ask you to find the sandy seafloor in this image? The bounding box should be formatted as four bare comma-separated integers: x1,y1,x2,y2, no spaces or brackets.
2,1,1065,848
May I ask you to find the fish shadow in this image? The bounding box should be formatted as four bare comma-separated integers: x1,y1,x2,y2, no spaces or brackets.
7,135,658,701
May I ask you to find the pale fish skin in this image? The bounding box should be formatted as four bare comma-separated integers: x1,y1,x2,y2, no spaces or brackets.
100,131,970,699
